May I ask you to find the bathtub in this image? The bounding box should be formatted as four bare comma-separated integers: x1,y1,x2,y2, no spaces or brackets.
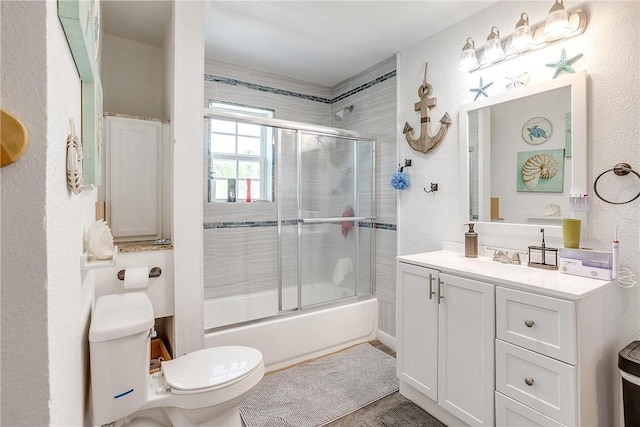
204,286,378,371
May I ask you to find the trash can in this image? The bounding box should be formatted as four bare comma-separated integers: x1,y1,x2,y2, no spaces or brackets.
619,341,640,426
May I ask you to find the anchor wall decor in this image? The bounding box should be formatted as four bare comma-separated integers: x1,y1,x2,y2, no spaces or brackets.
403,64,452,154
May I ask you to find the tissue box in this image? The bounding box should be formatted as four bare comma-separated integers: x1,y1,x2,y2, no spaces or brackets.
559,248,613,280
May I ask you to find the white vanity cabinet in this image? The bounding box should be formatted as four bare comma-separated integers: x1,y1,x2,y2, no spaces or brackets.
397,250,618,427
397,262,495,426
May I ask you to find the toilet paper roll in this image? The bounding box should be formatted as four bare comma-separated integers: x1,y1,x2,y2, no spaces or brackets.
124,267,149,290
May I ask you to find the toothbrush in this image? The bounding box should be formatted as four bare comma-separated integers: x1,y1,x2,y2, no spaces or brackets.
612,226,619,280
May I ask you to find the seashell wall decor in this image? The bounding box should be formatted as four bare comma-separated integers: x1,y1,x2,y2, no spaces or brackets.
542,203,561,216
517,149,565,193
522,153,558,190
84,220,115,260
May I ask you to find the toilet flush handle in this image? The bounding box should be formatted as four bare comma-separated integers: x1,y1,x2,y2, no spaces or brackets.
149,327,157,338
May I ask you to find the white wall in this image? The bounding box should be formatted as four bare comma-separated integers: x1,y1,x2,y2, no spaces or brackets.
398,1,640,346
101,33,164,118
1,1,97,425
171,0,205,356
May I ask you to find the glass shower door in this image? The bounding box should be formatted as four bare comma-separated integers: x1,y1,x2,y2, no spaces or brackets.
298,132,374,307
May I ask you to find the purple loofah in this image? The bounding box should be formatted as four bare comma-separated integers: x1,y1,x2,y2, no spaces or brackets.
391,172,410,190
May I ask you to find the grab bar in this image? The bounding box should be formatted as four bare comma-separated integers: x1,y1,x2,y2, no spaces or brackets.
300,216,375,223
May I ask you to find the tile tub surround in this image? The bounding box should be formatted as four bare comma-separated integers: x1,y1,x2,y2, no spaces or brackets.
204,56,399,338
203,221,389,301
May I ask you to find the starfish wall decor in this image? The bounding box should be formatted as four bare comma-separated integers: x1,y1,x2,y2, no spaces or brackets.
546,48,583,79
471,77,493,101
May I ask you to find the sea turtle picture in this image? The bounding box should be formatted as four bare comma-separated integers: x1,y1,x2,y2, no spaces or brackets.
521,117,553,145
527,125,548,142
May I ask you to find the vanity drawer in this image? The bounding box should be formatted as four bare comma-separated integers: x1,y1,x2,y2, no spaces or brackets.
495,392,566,427
496,340,576,426
496,287,576,364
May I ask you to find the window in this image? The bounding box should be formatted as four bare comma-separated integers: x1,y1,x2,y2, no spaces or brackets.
207,102,274,203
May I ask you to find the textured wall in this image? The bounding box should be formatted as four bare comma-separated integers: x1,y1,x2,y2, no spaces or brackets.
0,2,50,424
398,1,640,347
1,1,97,425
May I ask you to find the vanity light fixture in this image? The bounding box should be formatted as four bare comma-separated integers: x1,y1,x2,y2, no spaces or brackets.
457,1,587,72
457,37,480,72
482,27,506,65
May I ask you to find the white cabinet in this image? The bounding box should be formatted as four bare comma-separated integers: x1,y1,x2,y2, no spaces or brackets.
106,116,162,241
397,263,438,400
397,250,618,427
397,262,495,426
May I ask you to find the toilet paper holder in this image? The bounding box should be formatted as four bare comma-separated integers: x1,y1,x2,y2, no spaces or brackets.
117,267,162,281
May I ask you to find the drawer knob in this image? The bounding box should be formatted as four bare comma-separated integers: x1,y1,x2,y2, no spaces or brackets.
524,377,535,386
524,319,535,328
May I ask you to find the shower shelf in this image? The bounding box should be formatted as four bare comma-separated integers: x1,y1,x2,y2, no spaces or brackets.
80,246,118,270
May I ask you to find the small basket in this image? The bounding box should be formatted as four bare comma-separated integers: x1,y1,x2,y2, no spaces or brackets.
150,338,171,374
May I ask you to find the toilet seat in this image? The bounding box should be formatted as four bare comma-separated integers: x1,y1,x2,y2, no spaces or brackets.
162,346,263,395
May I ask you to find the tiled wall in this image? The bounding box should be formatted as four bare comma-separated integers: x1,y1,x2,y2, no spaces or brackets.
329,56,398,339
203,58,397,337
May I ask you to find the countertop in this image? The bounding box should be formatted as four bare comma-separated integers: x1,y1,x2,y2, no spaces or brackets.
397,250,613,301
118,241,173,253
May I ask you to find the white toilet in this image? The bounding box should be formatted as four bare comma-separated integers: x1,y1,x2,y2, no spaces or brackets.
89,292,265,426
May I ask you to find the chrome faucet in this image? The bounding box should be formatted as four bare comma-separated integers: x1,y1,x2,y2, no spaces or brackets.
490,248,524,265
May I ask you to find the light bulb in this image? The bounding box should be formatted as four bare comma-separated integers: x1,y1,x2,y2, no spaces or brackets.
511,12,534,53
457,37,479,72
544,0,571,41
482,26,505,65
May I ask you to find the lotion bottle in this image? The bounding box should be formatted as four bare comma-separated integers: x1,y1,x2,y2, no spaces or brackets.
464,223,478,258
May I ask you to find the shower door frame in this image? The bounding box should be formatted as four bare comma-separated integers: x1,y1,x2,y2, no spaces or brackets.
203,109,376,330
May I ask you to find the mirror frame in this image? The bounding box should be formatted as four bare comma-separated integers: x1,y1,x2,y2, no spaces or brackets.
459,71,587,238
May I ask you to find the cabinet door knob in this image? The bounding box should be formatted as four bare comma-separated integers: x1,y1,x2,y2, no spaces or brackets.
437,279,444,303
524,377,534,386
524,320,535,328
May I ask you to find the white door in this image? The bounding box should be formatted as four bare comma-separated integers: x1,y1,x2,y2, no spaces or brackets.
396,262,439,401
107,117,162,240
437,273,495,426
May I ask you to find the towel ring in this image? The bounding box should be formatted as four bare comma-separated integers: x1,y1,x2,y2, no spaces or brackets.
593,163,640,205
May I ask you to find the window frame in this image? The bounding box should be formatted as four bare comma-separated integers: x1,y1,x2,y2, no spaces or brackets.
207,101,275,203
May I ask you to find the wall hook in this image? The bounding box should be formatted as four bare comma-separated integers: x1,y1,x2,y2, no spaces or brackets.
398,159,412,173
424,183,438,193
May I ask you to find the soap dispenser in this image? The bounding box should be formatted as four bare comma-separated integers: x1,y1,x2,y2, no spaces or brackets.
464,223,478,258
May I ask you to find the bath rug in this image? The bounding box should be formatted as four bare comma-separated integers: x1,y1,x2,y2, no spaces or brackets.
239,343,399,427
353,399,446,427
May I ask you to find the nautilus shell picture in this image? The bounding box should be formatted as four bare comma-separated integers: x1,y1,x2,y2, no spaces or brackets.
517,149,565,192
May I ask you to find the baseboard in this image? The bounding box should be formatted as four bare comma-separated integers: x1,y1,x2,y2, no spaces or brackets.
376,330,396,351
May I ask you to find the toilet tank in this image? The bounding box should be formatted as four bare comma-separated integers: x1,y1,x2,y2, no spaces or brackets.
89,292,154,425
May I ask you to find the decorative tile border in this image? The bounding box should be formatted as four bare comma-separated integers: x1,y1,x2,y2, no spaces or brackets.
204,220,396,231
331,71,396,103
204,70,396,105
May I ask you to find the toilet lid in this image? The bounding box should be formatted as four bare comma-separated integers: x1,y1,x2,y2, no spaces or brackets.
162,346,263,392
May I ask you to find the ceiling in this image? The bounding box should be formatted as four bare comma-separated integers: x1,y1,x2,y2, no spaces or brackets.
102,1,496,87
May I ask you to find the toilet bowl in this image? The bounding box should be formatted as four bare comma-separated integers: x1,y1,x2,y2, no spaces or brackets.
89,292,264,426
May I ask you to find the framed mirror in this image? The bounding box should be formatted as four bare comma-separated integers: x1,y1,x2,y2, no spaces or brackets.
459,71,587,238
